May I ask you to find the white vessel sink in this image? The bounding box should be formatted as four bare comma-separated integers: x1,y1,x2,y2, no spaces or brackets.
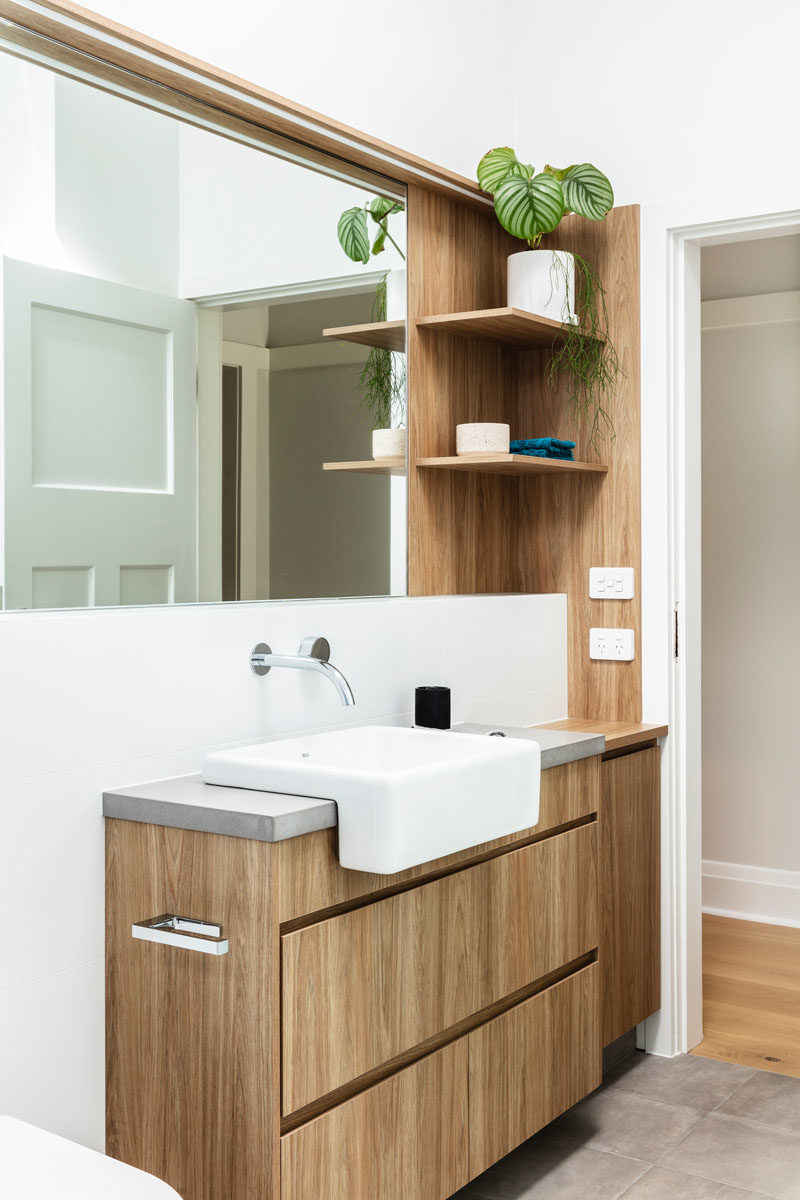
202,725,541,874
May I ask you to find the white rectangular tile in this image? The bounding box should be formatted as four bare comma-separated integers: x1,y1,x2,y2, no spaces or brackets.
0,960,105,1152
442,594,566,707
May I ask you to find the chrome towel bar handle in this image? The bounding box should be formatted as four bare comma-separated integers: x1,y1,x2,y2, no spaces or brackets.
132,913,229,956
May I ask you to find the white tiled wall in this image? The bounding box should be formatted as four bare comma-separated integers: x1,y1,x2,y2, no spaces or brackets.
0,593,566,1150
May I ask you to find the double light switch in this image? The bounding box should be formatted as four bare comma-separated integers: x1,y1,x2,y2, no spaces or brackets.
589,567,634,599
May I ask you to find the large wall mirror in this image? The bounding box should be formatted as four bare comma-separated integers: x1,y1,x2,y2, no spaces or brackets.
0,45,407,610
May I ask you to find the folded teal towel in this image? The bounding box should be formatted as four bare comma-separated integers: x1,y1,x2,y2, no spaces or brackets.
511,437,575,461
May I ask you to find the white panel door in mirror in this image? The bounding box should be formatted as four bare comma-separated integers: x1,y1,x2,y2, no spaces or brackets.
2,257,197,610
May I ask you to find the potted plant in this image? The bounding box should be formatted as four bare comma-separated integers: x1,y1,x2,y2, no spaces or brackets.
337,196,407,459
477,148,620,450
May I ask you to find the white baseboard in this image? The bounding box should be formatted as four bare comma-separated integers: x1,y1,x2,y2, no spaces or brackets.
703,859,800,929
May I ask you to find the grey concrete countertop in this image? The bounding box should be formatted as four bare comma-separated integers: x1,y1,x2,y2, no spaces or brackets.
103,724,604,844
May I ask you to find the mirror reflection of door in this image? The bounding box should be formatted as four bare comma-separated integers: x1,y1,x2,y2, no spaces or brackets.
0,49,407,611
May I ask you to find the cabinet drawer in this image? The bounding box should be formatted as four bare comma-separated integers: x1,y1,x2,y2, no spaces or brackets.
282,821,597,1113
277,756,600,923
601,746,660,1044
469,963,601,1177
281,1038,468,1200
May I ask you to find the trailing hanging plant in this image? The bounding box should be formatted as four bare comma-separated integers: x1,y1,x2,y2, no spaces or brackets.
477,147,621,451
336,195,406,431
357,275,406,430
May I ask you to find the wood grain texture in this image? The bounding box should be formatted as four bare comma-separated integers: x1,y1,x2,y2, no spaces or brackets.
322,458,405,475
406,194,642,722
105,820,279,1200
281,822,598,1112
322,320,405,351
517,207,642,721
416,306,597,349
536,719,668,753
468,964,601,1176
600,746,661,1044
406,184,524,595
277,755,600,923
280,1039,469,1200
692,915,800,1079
417,454,607,476
0,1,489,206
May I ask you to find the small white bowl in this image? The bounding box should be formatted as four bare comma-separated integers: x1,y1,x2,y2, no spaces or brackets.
456,422,510,456
373,428,406,459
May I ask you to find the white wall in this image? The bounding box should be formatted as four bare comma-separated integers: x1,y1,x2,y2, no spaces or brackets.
0,593,566,1149
701,290,800,923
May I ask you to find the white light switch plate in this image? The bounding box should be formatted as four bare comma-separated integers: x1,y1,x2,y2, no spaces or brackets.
589,567,634,599
590,628,635,660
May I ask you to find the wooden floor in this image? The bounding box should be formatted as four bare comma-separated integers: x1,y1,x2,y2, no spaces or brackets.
691,914,800,1078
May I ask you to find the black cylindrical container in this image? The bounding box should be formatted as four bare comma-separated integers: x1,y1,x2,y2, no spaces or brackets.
415,685,451,730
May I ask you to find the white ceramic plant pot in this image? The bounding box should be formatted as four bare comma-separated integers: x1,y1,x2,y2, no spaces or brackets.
385,269,406,321
456,423,510,457
506,250,578,324
373,427,406,459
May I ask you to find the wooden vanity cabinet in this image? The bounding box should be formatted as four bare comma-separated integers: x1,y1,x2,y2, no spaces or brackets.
600,744,661,1045
106,757,603,1200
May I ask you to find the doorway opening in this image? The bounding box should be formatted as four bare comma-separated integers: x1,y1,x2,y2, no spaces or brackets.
667,220,800,1072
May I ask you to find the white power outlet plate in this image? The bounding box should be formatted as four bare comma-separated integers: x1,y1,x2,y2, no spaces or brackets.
589,567,634,599
590,628,635,660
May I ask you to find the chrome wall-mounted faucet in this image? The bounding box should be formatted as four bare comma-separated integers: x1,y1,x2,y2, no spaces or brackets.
249,636,355,706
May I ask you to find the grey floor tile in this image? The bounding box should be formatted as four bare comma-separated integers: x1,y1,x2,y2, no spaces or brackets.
718,1070,800,1135
660,1113,800,1199
450,1135,649,1199
606,1052,756,1112
619,1166,769,1200
545,1085,705,1162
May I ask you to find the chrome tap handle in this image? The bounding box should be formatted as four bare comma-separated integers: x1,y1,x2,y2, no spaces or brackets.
298,636,330,661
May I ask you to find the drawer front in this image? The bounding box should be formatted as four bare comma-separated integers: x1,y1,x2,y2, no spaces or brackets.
281,1038,469,1200
282,821,597,1113
601,746,661,1044
469,963,601,1177
278,755,600,923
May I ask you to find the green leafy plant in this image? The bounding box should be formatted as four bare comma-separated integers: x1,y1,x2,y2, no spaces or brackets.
477,147,620,450
338,196,405,264
336,195,406,431
358,276,406,429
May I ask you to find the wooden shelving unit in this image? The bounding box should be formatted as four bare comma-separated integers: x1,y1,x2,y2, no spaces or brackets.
416,307,598,350
416,454,607,477
322,458,406,477
322,320,405,352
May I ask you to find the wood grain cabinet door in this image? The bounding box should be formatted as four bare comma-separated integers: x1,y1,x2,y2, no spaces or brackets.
282,822,598,1113
601,746,661,1045
468,964,601,1176
281,1039,469,1200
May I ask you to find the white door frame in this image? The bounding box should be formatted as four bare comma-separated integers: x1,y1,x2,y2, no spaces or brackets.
645,194,800,1057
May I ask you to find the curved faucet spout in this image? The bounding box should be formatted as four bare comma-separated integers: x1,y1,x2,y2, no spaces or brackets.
250,638,355,706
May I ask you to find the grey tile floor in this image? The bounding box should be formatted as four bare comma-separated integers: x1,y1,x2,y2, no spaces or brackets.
452,1052,800,1199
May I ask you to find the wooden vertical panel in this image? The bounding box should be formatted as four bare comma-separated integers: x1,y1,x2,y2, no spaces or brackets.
600,747,661,1044
468,964,601,1177
517,206,642,721
281,1039,469,1200
105,820,280,1200
406,187,641,721
406,184,524,595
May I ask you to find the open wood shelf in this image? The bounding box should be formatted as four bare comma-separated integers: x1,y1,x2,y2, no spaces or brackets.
415,454,608,477
322,320,405,352
416,307,598,350
323,458,406,476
